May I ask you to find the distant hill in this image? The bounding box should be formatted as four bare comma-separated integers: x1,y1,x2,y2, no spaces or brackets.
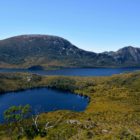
0,35,140,69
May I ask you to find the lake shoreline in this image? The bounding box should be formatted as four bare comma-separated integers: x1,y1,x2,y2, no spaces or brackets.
0,71,140,138
0,67,140,77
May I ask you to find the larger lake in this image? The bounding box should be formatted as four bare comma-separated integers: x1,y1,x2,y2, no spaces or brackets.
0,88,89,123
0,67,140,76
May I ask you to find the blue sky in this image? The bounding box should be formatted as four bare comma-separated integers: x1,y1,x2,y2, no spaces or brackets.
0,0,140,52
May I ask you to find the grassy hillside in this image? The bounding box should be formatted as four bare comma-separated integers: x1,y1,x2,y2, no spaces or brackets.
0,72,140,139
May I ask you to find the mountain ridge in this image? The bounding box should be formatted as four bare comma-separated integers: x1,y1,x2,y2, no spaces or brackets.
0,34,140,69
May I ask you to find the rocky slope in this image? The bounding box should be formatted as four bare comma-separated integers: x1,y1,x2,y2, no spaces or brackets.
104,46,140,65
0,35,139,69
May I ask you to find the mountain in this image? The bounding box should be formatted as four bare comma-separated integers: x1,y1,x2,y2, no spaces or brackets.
0,35,140,69
104,46,140,66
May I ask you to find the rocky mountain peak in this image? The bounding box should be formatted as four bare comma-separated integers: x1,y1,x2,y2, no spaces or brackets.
0,35,140,68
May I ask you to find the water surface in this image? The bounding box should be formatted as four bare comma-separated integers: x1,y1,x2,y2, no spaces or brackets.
0,88,89,122
0,67,140,76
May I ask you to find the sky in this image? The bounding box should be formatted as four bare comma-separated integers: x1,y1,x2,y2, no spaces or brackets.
0,0,140,52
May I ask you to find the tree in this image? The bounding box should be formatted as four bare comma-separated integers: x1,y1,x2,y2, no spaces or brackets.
3,105,48,139
4,105,31,138
4,104,31,123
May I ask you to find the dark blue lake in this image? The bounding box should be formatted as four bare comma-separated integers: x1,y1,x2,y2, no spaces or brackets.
0,67,140,76
0,88,89,123
0,67,140,122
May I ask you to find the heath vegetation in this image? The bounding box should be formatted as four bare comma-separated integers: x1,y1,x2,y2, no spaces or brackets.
0,72,140,139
